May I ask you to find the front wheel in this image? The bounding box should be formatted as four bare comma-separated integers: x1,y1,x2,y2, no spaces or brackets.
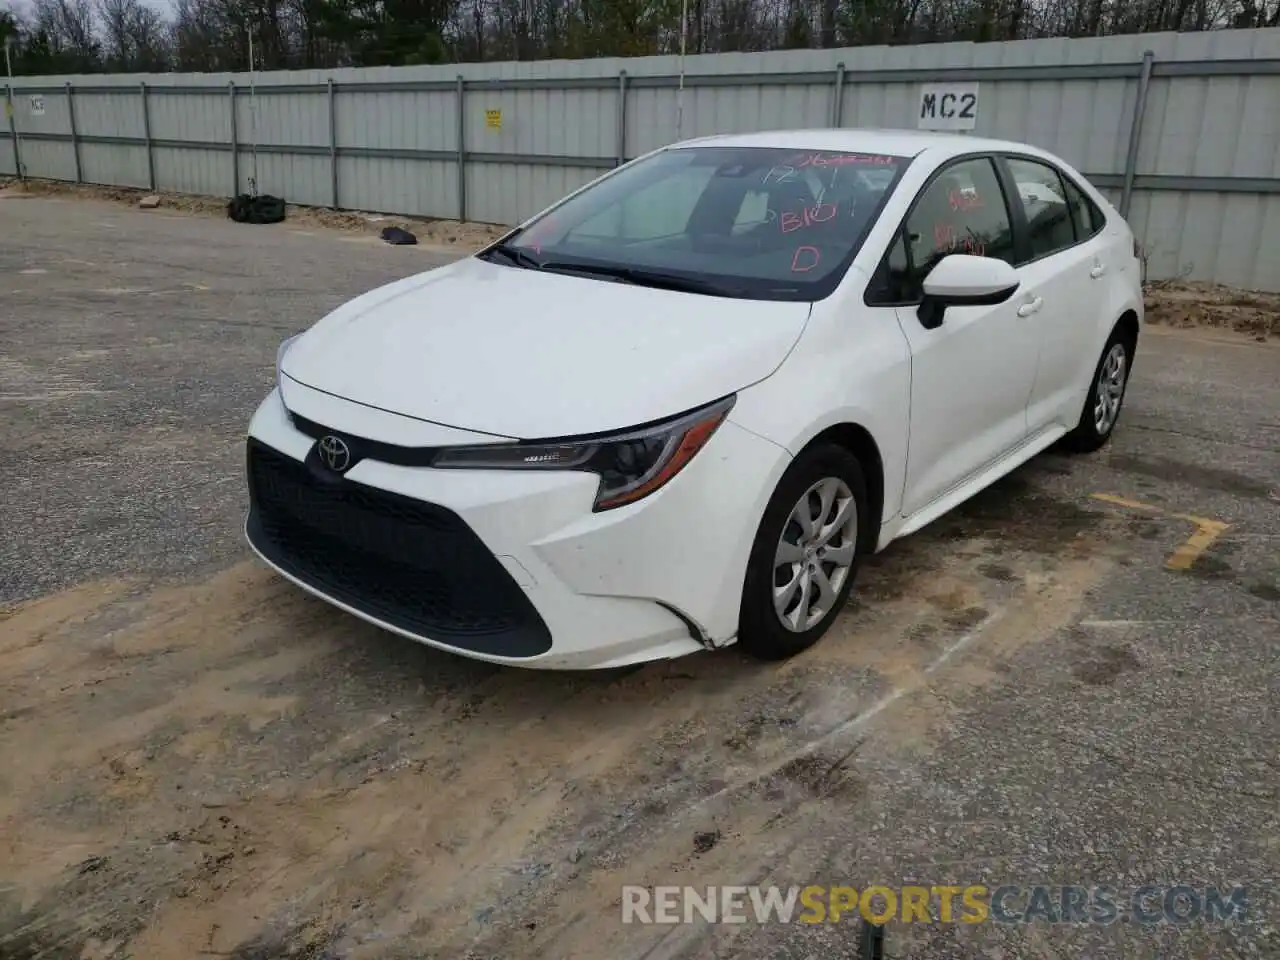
737,444,868,661
1062,330,1133,453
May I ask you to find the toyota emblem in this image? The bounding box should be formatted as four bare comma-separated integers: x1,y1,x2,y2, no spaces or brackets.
317,434,352,473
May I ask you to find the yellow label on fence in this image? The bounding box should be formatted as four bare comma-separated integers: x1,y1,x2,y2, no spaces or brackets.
485,108,502,130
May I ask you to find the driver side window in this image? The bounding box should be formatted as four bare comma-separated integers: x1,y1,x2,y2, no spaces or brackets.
869,157,1016,305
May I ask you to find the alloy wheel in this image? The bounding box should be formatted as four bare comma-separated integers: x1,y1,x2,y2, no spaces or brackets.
1093,342,1127,435
772,477,858,633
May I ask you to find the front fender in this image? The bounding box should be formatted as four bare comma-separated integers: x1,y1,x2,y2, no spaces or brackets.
728,293,912,525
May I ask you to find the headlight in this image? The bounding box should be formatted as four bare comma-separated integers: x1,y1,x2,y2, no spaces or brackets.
276,333,302,391
432,395,736,511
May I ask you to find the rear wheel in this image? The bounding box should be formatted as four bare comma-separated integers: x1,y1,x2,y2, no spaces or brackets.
1062,328,1133,453
738,444,868,661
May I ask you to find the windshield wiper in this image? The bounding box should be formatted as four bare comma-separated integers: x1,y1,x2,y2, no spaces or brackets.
481,242,544,271
538,262,741,297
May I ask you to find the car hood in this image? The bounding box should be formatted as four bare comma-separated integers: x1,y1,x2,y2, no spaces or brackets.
280,257,811,439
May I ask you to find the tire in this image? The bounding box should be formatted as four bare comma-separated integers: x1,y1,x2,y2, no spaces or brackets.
226,193,286,225
1061,326,1134,454
737,443,869,661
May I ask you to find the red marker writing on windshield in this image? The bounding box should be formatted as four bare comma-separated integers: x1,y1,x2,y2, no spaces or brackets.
791,246,821,273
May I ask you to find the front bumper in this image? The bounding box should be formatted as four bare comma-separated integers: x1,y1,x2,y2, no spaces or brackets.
244,387,789,670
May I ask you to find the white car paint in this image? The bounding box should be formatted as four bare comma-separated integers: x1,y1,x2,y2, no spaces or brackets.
245,127,1143,670
281,256,810,439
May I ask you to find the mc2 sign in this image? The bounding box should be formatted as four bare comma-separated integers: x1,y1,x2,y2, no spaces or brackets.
917,82,978,131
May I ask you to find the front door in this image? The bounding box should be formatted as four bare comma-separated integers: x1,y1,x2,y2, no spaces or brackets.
882,156,1041,518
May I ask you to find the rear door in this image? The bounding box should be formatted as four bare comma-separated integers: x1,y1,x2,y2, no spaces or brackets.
998,154,1110,433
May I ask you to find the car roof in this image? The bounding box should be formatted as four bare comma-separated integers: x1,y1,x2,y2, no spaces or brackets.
669,128,1052,164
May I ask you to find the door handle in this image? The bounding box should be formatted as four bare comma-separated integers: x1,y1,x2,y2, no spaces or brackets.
1017,297,1043,317
1090,264,1107,279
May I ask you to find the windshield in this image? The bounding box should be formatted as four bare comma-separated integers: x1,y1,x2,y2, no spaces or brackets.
486,145,913,301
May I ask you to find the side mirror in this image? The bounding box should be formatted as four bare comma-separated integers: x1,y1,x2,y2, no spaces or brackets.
917,255,1020,330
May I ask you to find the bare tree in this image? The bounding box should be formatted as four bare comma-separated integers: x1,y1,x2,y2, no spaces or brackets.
27,0,102,67
9,0,1280,75
99,0,169,69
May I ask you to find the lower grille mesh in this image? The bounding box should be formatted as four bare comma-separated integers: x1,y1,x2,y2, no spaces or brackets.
245,438,552,657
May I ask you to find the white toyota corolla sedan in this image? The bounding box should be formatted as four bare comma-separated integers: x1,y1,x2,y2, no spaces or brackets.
246,128,1142,670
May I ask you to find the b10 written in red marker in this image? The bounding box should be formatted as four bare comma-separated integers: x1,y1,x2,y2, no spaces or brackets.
781,203,838,233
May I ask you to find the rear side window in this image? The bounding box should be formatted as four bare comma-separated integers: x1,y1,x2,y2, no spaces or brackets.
1005,157,1076,262
868,156,1015,304
1087,189,1107,233
1061,175,1105,240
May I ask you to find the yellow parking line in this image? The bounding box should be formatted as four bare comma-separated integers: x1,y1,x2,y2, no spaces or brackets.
1163,518,1230,571
1090,493,1161,513
1089,493,1230,572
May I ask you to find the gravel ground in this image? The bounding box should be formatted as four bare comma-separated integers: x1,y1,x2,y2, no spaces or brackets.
1,194,1278,960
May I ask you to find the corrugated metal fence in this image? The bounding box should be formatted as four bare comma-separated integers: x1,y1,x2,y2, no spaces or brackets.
4,28,1279,290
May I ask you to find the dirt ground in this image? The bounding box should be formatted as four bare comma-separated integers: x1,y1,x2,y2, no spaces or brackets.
0,498,1128,960
0,178,510,254
1144,280,1280,340
1,193,1278,960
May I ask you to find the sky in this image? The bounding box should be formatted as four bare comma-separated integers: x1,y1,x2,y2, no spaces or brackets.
3,0,180,23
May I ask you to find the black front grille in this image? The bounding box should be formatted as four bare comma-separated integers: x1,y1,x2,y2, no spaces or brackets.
245,438,552,657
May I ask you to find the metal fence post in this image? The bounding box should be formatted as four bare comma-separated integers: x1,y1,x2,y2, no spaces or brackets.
229,81,239,196
5,84,22,181
1120,50,1155,220
327,78,338,208
456,74,467,222
139,81,155,191
66,82,82,183
617,70,628,166
831,62,846,127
